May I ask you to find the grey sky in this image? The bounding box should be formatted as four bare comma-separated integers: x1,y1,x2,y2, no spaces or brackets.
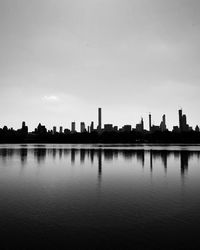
0,0,200,131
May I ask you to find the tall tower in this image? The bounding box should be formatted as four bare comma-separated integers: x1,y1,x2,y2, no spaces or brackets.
149,113,152,132
80,122,86,133
160,114,167,131
98,108,102,132
22,121,26,128
21,121,28,134
163,114,166,124
53,126,57,134
90,121,94,132
182,114,187,131
141,117,144,131
179,109,183,131
71,122,76,133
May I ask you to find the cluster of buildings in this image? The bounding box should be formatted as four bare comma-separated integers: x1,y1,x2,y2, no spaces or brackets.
1,108,200,135
172,109,198,132
32,108,200,135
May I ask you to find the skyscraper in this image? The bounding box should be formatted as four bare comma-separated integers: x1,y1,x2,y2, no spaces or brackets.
149,113,152,132
53,126,57,134
97,108,102,132
160,114,167,131
22,121,26,128
21,121,28,134
179,109,183,131
80,122,86,133
178,109,189,132
195,125,200,132
71,122,76,133
136,118,144,132
90,121,94,132
36,123,47,134
140,118,144,131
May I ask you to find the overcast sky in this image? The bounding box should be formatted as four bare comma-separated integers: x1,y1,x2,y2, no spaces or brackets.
0,0,200,131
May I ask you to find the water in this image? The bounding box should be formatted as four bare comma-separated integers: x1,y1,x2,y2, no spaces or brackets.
0,144,200,249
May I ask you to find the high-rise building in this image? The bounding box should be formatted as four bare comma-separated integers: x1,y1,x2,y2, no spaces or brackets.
90,121,94,132
21,121,28,134
53,126,57,134
178,109,189,132
160,114,167,131
59,126,63,133
179,109,183,131
182,115,187,131
80,122,86,133
22,121,26,128
136,118,144,132
36,123,47,134
149,113,152,132
141,118,144,131
71,122,76,133
97,108,102,132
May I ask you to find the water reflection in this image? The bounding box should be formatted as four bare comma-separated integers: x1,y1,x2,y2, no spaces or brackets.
98,150,102,185
1,145,200,249
0,147,200,180
180,151,189,176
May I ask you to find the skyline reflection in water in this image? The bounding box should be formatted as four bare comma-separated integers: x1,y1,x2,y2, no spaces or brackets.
0,144,200,249
0,145,198,179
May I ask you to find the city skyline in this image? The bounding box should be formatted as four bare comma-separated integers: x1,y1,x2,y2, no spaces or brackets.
1,107,199,134
1,0,200,131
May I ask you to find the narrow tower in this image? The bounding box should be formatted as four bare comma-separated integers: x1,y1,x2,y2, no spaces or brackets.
149,113,152,132
141,117,144,131
98,108,102,132
179,109,183,131
71,121,76,133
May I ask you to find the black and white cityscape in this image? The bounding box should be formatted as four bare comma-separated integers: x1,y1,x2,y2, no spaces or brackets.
1,0,200,249
1,108,200,143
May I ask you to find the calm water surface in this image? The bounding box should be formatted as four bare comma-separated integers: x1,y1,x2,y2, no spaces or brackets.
0,144,200,249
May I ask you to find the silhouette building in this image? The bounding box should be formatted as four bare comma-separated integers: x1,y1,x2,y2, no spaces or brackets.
195,125,200,132
113,126,118,132
80,122,86,133
64,128,70,134
149,113,152,132
179,109,183,131
53,126,57,134
178,109,190,132
160,115,167,131
151,125,160,132
104,124,113,132
21,121,28,134
36,123,47,134
121,125,132,132
136,118,144,132
97,108,102,132
90,121,94,132
71,122,76,133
